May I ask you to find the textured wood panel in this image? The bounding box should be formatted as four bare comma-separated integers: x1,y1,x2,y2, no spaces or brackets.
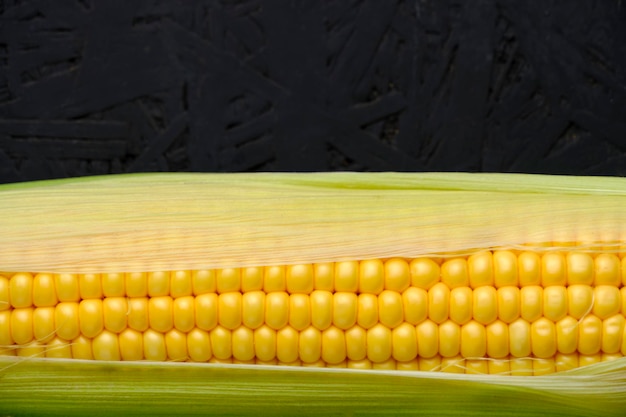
1,0,625,182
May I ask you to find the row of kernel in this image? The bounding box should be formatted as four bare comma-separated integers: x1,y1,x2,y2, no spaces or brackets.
1,334,616,376
2,285,624,345
2,308,624,363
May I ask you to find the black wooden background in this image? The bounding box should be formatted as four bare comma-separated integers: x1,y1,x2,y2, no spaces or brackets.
1,1,626,183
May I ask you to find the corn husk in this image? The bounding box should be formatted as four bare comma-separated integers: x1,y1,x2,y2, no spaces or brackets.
1,172,625,416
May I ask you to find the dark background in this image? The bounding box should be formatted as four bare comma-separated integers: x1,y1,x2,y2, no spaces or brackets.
1,0,626,183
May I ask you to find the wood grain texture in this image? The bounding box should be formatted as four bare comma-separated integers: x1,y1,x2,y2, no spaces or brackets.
0,0,625,182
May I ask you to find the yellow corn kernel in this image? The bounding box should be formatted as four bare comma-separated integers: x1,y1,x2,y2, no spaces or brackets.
520,286,543,322
344,325,367,360
566,252,594,285
568,285,593,319
171,270,193,298
10,273,33,308
593,285,621,319
11,308,34,345
144,328,167,361
32,307,55,343
149,296,173,333
531,317,557,358
333,292,357,330
441,258,469,289
313,263,334,291
533,358,555,375
409,258,440,290
264,266,285,292
397,359,420,371
125,272,148,298
465,359,489,375
359,259,384,294
438,320,460,358
324,360,345,368
254,325,276,361
193,270,216,295
418,355,442,371
372,358,397,370
497,286,520,323
322,325,346,364
555,352,578,372
195,293,217,331
509,318,531,357
578,315,602,355
33,273,58,307
556,316,579,354
265,292,289,330
277,326,298,363
299,326,321,363
45,337,72,359
310,290,332,330
461,320,486,358
127,297,149,332
0,310,12,346
509,357,533,376
384,258,410,292
543,286,568,321
54,274,79,302
486,320,509,358
289,294,310,331
173,296,195,333
17,341,44,357
210,325,231,360
441,355,465,373
232,326,255,361
579,353,602,367
402,287,427,325
542,252,566,286
518,252,541,286
602,314,624,354
213,292,241,330
79,299,103,338
622,287,626,316
242,291,265,329
101,273,125,297
468,251,494,288
594,254,621,285
119,328,144,361
55,302,79,341
103,297,128,333
348,359,373,370
449,287,472,325
367,323,391,363
148,271,170,297
71,335,93,360
416,319,438,359
378,290,403,328
187,328,211,362
286,264,314,294
0,276,9,311
428,282,449,324
93,330,121,361
487,358,511,375
392,322,417,361
216,268,240,294
335,261,358,292
79,273,102,299
493,251,518,288
473,286,497,325
357,293,378,329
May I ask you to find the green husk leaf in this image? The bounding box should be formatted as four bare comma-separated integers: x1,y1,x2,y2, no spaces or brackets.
1,356,625,417
2,172,626,273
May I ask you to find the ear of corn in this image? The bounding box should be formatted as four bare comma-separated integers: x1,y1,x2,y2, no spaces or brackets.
1,172,626,416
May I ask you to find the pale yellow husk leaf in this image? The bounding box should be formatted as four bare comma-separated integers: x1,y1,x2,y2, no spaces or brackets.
1,172,626,273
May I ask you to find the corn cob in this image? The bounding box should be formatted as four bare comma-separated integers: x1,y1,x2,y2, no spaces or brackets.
1,172,626,416
1,252,624,375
